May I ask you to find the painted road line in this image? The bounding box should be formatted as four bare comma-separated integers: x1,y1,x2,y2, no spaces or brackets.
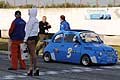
100,65,120,69
94,68,103,71
73,67,93,70
113,65,120,69
72,66,103,71
72,66,85,69
100,66,114,69
3,65,120,80
46,71,59,75
61,70,71,73
71,69,84,73
39,72,46,75
3,75,15,79
2,75,16,80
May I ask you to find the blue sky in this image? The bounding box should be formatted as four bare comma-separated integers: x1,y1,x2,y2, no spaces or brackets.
0,0,120,6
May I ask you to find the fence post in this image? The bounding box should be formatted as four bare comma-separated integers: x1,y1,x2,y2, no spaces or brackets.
0,30,1,38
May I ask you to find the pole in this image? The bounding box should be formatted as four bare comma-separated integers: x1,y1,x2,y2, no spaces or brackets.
52,0,54,4
26,0,27,5
5,0,7,4
43,0,45,8
113,0,116,6
96,0,99,7
3,0,7,8
14,0,16,7
65,0,67,8
38,0,39,7
38,0,42,8
80,0,82,7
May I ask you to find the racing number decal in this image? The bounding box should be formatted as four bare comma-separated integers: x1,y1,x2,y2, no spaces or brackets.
67,48,73,58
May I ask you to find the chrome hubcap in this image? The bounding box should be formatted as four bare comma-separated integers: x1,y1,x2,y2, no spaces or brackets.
44,55,50,61
82,56,89,66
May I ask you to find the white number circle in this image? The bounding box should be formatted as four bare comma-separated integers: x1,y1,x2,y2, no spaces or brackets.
67,48,73,58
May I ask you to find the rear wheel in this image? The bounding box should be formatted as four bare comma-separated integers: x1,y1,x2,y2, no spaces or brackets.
81,55,92,66
43,52,51,62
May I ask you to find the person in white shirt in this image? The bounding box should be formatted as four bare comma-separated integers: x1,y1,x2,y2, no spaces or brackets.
24,8,39,76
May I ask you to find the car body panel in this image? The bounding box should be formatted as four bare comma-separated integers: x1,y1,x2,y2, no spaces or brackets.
44,30,118,64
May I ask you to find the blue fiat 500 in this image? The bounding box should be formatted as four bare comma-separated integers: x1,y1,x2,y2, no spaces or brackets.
43,30,118,66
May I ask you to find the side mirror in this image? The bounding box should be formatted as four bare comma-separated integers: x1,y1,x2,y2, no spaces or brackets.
101,40,104,43
74,39,81,44
73,36,81,44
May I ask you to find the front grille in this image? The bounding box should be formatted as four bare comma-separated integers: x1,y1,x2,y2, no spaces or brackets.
106,52,114,57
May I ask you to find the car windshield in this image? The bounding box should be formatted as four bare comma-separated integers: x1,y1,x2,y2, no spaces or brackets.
80,32,102,43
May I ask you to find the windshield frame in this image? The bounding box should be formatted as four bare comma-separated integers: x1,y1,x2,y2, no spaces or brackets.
79,31,103,43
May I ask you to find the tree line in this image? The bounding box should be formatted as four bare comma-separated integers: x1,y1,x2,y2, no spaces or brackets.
0,1,120,8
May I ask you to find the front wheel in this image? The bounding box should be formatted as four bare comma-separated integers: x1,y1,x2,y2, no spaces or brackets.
81,55,92,66
43,52,51,62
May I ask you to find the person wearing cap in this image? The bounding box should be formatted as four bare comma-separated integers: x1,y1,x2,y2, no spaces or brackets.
60,15,71,31
8,10,26,70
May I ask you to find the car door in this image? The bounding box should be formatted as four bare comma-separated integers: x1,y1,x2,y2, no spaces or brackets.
52,33,66,62
63,33,82,63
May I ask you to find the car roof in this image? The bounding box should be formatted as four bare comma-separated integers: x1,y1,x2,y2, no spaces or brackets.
70,29,94,32
55,29,95,35
52,29,96,40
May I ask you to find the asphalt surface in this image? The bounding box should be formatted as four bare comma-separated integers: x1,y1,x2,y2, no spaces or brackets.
0,52,120,80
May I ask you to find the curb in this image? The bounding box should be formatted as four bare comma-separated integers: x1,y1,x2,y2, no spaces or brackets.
0,51,9,55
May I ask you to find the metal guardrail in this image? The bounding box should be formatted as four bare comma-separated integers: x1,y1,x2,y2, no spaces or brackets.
0,29,54,39
0,29,120,46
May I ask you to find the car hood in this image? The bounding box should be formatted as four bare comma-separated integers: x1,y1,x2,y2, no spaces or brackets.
84,43,114,52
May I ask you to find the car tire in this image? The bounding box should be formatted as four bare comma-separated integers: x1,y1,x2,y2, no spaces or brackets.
81,55,92,66
109,63,116,66
43,52,51,62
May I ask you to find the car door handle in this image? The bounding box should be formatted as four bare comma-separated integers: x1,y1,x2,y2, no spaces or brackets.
61,45,64,47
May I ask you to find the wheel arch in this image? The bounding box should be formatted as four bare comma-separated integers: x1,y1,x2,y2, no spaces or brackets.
43,51,51,58
80,53,92,64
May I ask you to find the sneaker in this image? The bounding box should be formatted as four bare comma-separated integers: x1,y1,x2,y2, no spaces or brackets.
8,68,17,70
20,68,26,70
34,68,39,76
27,69,33,76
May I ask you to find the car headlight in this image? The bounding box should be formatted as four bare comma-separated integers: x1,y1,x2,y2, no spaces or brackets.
115,51,118,55
99,52,103,56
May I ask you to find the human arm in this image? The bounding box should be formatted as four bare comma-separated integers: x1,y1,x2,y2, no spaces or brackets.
9,21,15,38
45,22,51,30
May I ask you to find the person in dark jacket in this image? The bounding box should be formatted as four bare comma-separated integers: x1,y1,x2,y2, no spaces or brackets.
8,10,26,70
36,16,51,55
39,16,51,34
60,15,71,31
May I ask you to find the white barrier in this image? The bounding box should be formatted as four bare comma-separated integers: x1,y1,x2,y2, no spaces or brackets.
0,8,120,45
1,30,9,38
100,35,120,45
0,7,120,35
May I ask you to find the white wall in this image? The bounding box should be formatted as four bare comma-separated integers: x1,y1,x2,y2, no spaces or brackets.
0,7,120,35
100,35,120,45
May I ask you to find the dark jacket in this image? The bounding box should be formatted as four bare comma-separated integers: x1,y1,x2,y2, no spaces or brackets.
39,21,51,34
9,18,26,40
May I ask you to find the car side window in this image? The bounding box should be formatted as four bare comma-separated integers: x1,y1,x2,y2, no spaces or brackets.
53,34,63,43
64,34,75,43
